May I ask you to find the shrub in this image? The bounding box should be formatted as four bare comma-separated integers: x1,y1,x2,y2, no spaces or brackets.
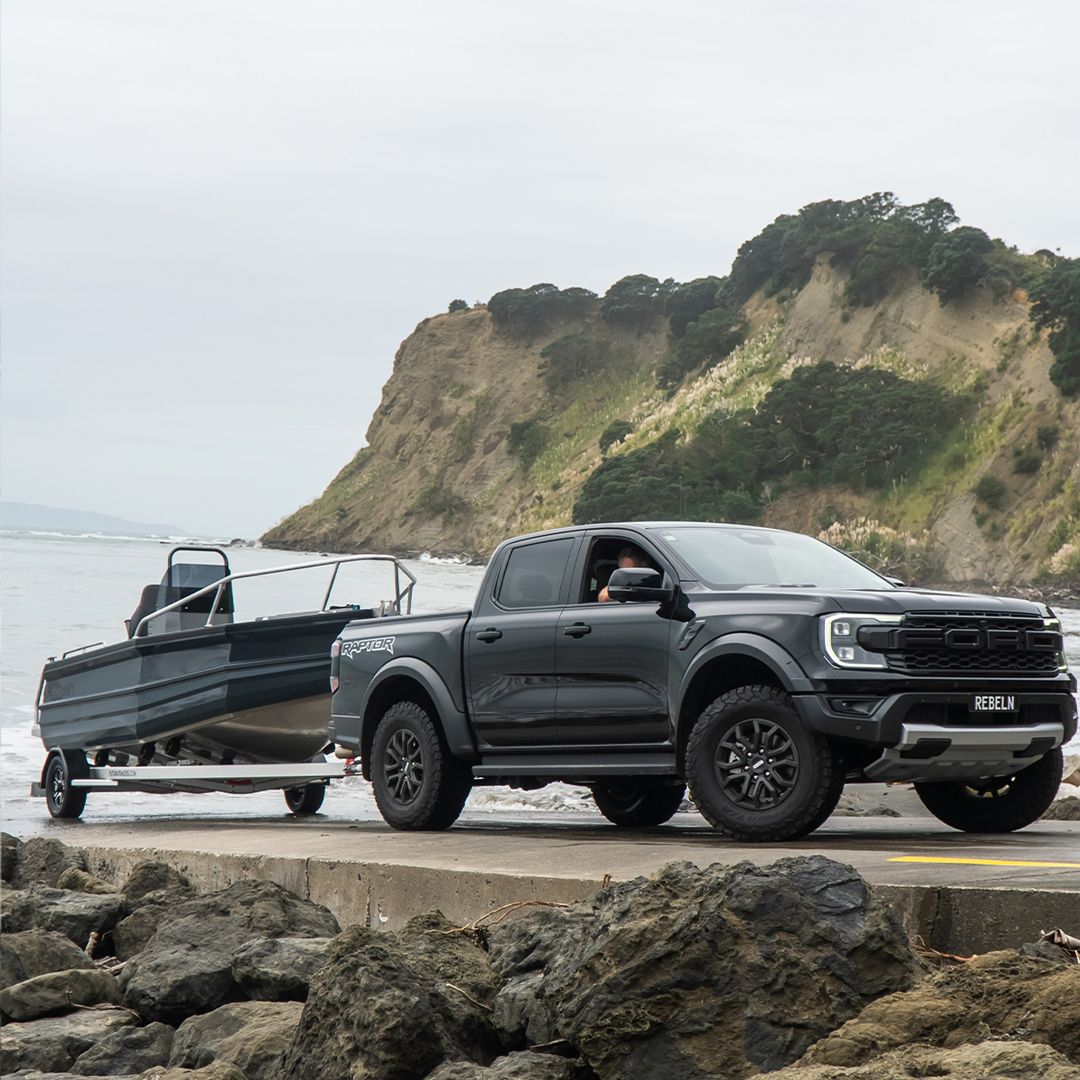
600,275,668,330
447,299,469,313
540,333,608,392
664,277,725,337
409,475,468,520
1030,257,1080,395
922,227,994,304
819,518,936,581
1037,425,1060,450
973,475,1007,509
658,306,747,389
488,284,597,339
1012,449,1041,475
508,420,549,467
599,419,634,454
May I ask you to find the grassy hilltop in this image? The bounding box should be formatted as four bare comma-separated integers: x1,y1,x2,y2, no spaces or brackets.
263,194,1080,586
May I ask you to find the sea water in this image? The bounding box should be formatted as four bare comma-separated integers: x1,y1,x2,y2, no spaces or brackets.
2,532,1077,836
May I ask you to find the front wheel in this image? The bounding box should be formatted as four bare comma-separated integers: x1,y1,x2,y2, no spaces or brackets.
593,781,686,826
284,783,326,815
686,686,840,842
45,750,89,820
371,701,472,830
914,750,1063,833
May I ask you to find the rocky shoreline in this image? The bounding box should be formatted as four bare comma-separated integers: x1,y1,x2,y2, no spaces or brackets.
2,833,1080,1079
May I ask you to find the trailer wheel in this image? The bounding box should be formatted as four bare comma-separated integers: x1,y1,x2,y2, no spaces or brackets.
914,749,1063,833
593,781,686,826
284,783,326,815
44,750,89,820
371,700,472,830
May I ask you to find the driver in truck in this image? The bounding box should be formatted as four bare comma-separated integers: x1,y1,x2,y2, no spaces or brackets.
598,545,649,602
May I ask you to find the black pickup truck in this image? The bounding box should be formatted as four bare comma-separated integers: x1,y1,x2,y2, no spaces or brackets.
329,522,1076,841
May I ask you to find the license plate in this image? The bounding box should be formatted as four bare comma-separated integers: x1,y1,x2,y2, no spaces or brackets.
970,694,1017,713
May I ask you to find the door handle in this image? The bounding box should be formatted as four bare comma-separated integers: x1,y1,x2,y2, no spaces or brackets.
475,628,503,643
562,622,592,638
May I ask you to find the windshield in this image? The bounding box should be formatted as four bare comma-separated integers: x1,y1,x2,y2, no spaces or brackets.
651,526,892,591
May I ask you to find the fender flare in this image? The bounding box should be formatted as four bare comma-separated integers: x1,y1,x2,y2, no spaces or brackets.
674,632,813,729
41,746,89,786
360,657,476,764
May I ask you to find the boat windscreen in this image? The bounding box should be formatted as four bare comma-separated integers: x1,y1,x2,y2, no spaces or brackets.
161,563,234,614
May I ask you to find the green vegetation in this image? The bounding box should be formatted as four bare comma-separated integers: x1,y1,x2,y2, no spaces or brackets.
1030,257,1080,395
664,277,726,336
658,305,747,389
1012,447,1041,475
447,299,469,313
599,419,634,454
1037,425,1060,450
573,362,963,524
922,227,994,303
539,333,610,393
409,474,468,520
508,419,550,467
600,275,667,329
973,475,1007,509
488,283,597,339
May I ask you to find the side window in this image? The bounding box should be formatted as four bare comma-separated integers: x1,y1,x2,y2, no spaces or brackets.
577,537,662,603
496,538,576,610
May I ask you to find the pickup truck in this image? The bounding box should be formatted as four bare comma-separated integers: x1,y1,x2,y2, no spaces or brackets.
329,522,1077,841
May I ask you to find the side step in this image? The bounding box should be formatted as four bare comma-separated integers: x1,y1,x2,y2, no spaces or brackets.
473,753,677,779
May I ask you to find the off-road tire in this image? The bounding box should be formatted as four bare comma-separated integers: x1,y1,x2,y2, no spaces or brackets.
914,749,1063,833
45,750,88,820
686,685,839,842
593,780,686,827
371,700,472,830
284,783,326,815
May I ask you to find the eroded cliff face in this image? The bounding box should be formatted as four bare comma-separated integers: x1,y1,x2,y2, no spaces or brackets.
262,262,1079,584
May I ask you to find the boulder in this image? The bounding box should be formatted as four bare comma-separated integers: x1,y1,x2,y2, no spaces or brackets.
133,1062,247,1080
170,1000,303,1080
1044,796,1080,820
487,857,916,1080
72,1021,175,1075
119,879,339,1024
13,837,86,888
230,936,333,1000
0,930,95,991
0,1006,137,1074
799,949,1080,1068
425,1054,594,1080
0,968,121,1021
113,905,169,961
121,862,193,904
1,887,125,948
767,1039,1080,1079
1,832,21,882
280,912,504,1080
56,868,120,895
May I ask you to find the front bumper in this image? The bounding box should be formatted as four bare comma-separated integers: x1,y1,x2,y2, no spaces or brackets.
794,689,1076,783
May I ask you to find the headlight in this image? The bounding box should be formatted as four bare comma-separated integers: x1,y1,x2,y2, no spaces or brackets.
821,613,902,669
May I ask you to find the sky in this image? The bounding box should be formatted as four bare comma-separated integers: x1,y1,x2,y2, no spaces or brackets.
3,1,1079,538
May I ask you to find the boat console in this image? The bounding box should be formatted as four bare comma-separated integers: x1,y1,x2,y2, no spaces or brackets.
126,546,235,637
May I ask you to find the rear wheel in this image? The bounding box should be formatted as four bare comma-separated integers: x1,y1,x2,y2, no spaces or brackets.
45,750,89,820
686,686,839,842
915,750,1063,833
284,783,326,815
371,700,472,830
593,780,686,826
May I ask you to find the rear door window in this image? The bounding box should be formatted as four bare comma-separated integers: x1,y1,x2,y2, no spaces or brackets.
496,538,576,609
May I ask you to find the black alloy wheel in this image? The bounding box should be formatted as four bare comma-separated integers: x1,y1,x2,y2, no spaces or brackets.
45,750,89,820
371,700,472,830
686,685,842,842
284,782,326,815
593,780,687,827
914,749,1063,833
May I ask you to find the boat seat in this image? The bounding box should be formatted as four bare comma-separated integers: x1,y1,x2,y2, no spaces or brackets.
126,585,162,638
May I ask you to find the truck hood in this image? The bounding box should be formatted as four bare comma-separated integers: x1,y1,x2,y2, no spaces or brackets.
830,588,1049,618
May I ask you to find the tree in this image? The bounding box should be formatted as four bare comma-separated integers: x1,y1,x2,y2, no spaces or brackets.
488,284,597,339
447,299,469,313
922,227,994,303
600,275,668,329
507,420,549,467
664,277,726,336
540,333,607,392
599,419,634,454
1030,257,1080,395
658,306,746,388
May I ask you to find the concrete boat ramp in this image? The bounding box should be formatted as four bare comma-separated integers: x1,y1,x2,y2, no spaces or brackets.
57,812,1080,955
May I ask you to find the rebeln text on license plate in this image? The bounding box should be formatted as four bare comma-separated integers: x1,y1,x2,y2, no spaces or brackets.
970,694,1017,713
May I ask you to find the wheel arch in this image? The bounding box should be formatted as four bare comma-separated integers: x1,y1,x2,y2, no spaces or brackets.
674,635,810,773
359,659,476,780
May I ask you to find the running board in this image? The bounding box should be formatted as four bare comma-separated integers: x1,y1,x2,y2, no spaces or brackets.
473,753,677,779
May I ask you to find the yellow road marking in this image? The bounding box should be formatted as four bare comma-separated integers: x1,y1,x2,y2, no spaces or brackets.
889,856,1080,869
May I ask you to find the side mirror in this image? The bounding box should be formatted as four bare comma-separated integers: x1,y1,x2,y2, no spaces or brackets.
607,567,674,604
885,576,906,588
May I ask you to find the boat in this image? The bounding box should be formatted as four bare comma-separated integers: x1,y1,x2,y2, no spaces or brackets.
33,546,415,819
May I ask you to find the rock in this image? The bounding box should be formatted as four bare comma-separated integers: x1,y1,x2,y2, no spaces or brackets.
121,862,193,904
0,930,95,991
0,968,121,1021
0,1006,137,1073
13,838,86,889
71,1021,175,1075
280,912,504,1080
2,832,21,882
1044,796,1080,820
134,1063,247,1080
230,936,333,1000
768,1039,1080,1078
170,1000,303,1080
119,879,339,1024
425,1053,593,1080
799,950,1080,1067
113,905,169,961
56,868,119,895
1,887,125,948
487,857,916,1080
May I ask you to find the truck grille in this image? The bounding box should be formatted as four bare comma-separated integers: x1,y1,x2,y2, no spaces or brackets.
884,612,1061,676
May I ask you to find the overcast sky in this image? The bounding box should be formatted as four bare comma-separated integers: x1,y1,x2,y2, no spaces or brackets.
3,1,1078,538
